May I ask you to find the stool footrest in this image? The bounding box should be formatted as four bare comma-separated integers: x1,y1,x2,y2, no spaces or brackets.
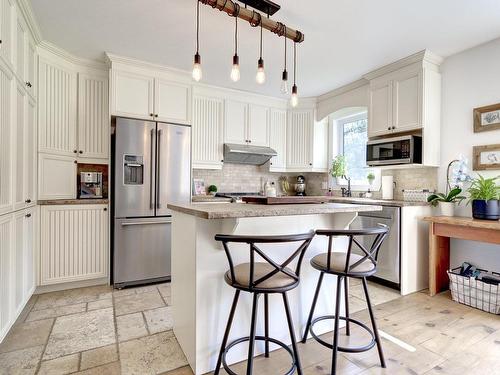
221,336,297,375
309,315,376,353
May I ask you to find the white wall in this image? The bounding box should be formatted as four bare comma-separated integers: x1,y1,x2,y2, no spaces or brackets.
440,37,500,272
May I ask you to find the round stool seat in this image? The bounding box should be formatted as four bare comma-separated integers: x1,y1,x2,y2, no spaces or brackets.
311,252,376,276
224,262,299,292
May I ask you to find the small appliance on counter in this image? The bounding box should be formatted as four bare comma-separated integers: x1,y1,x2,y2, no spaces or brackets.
79,172,103,198
295,175,306,196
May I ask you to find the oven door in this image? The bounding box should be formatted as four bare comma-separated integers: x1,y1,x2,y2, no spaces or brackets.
366,136,413,166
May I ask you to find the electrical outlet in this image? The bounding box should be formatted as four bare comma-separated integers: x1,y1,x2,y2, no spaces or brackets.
321,181,328,190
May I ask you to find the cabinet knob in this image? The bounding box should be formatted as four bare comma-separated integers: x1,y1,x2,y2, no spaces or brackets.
25,199,31,203
73,149,77,153
150,113,154,117
25,213,31,218
103,207,107,211
79,150,83,154
154,114,159,118
392,126,396,130
248,140,251,143
74,160,77,164
221,160,224,163
309,163,312,166
387,127,391,130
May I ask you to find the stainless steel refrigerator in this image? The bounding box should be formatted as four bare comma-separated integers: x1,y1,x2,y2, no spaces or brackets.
113,117,191,288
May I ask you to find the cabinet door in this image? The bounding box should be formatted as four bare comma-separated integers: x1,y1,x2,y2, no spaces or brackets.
38,153,76,199
14,84,25,210
0,213,13,341
25,38,36,97
392,69,422,132
24,97,36,205
40,204,108,285
0,67,13,215
247,104,269,146
15,18,25,82
312,118,328,172
192,95,223,169
368,80,393,137
23,207,35,298
13,210,25,313
112,70,154,120
287,110,313,170
269,109,286,171
38,57,77,155
155,79,190,124
0,0,15,67
224,99,247,145
77,73,109,159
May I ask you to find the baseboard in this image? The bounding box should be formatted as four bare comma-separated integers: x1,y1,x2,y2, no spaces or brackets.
34,277,109,294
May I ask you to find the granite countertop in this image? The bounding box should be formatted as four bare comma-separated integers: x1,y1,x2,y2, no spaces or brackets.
38,199,109,205
167,202,382,219
191,196,232,203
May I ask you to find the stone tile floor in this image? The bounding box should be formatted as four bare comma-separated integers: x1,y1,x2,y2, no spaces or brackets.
0,281,401,374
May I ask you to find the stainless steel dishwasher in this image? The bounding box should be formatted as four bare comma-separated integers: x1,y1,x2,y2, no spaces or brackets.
350,206,401,290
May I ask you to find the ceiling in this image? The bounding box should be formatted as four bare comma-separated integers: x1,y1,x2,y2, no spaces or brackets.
30,0,500,98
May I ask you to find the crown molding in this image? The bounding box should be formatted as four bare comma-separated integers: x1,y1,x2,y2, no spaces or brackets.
16,0,43,43
105,52,191,78
39,41,107,70
317,78,369,102
363,49,443,81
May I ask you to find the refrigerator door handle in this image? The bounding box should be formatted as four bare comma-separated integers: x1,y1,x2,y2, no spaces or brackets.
121,220,172,226
150,128,155,209
156,129,162,209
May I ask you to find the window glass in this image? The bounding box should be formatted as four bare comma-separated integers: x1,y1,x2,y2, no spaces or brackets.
343,117,369,185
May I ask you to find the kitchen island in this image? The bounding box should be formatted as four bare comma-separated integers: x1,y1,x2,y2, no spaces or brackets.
167,202,382,375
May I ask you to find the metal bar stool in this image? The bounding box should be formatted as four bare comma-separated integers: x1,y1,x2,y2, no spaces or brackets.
213,232,315,375
301,226,389,375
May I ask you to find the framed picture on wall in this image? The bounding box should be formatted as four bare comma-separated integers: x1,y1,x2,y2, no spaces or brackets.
473,144,500,170
473,103,500,133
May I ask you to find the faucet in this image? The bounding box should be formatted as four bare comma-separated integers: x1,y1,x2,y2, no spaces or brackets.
341,175,352,197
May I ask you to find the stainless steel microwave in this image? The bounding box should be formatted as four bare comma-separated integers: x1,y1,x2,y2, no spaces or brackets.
366,135,422,166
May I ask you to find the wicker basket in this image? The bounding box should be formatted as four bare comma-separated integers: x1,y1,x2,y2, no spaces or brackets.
448,267,500,314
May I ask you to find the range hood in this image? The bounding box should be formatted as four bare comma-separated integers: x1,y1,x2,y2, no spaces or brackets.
223,143,277,166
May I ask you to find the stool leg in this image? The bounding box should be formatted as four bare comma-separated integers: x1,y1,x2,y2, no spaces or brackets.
282,292,303,375
344,277,350,336
331,276,343,375
301,272,324,343
264,294,270,358
246,293,260,375
362,278,386,368
214,290,240,375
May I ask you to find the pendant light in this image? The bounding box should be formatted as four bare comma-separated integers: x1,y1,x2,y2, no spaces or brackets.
280,26,288,94
255,19,265,84
192,0,202,82
230,4,241,82
290,41,299,107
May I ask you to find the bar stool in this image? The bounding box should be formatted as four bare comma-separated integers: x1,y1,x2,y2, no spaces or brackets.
213,232,315,375
301,226,389,375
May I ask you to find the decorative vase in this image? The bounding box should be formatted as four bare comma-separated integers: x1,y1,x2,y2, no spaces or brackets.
439,202,455,217
472,199,500,220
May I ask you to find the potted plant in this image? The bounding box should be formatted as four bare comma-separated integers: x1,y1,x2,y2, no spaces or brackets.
467,175,500,220
366,172,375,198
427,188,466,216
330,155,347,184
207,184,218,196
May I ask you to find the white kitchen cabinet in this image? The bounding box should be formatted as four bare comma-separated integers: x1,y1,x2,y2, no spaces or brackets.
0,0,15,67
247,104,269,147
14,84,25,210
155,78,190,125
192,94,223,169
392,68,421,132
0,66,13,215
0,213,13,341
77,73,109,159
269,108,287,172
224,100,269,146
368,80,392,137
25,38,36,97
38,153,76,199
38,56,77,156
40,204,108,285
15,16,25,82
25,97,36,205
112,69,154,120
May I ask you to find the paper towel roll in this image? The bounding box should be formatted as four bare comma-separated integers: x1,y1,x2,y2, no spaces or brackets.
382,176,394,200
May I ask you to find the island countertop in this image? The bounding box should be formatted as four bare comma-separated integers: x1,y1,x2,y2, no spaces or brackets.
167,202,382,219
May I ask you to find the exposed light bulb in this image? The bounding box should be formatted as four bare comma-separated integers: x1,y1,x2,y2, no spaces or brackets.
291,84,299,107
192,53,202,82
230,55,240,82
256,58,265,84
280,70,289,94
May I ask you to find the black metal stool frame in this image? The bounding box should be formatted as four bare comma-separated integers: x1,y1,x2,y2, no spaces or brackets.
301,226,389,375
213,232,315,375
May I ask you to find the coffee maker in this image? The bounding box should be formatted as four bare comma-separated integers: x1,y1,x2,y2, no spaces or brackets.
295,175,306,196
79,172,103,198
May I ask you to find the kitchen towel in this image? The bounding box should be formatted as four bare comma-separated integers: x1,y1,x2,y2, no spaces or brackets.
382,175,394,200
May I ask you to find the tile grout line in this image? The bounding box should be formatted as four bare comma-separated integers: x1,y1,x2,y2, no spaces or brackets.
142,311,152,336
111,288,122,370
34,316,57,374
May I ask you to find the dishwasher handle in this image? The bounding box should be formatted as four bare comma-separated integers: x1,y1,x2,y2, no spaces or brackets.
121,220,172,226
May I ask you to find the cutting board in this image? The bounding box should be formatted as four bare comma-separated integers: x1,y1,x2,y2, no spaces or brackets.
241,196,329,205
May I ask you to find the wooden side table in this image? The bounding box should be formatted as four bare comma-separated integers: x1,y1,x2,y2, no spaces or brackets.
423,216,500,296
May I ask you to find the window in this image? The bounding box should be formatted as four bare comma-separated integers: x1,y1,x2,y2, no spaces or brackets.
331,112,380,191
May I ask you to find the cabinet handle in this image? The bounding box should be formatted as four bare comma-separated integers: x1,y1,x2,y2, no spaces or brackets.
25,199,31,203
25,213,31,218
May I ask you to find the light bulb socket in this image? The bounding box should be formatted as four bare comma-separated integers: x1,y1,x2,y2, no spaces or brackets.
292,84,298,95
233,54,239,65
282,70,288,81
258,58,264,69
194,53,201,64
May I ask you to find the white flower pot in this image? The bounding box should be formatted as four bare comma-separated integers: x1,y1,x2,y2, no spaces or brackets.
439,202,455,217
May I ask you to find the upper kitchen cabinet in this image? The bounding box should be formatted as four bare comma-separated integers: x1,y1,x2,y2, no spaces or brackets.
365,50,442,138
192,94,223,170
0,67,13,215
224,100,269,146
112,69,154,120
269,108,287,172
0,0,15,68
287,108,328,173
155,78,190,124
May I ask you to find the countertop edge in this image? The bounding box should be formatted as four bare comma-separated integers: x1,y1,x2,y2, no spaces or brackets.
38,199,109,205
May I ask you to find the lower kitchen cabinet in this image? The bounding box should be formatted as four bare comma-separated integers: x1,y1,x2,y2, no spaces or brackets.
0,207,37,342
40,204,108,285
38,153,77,200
